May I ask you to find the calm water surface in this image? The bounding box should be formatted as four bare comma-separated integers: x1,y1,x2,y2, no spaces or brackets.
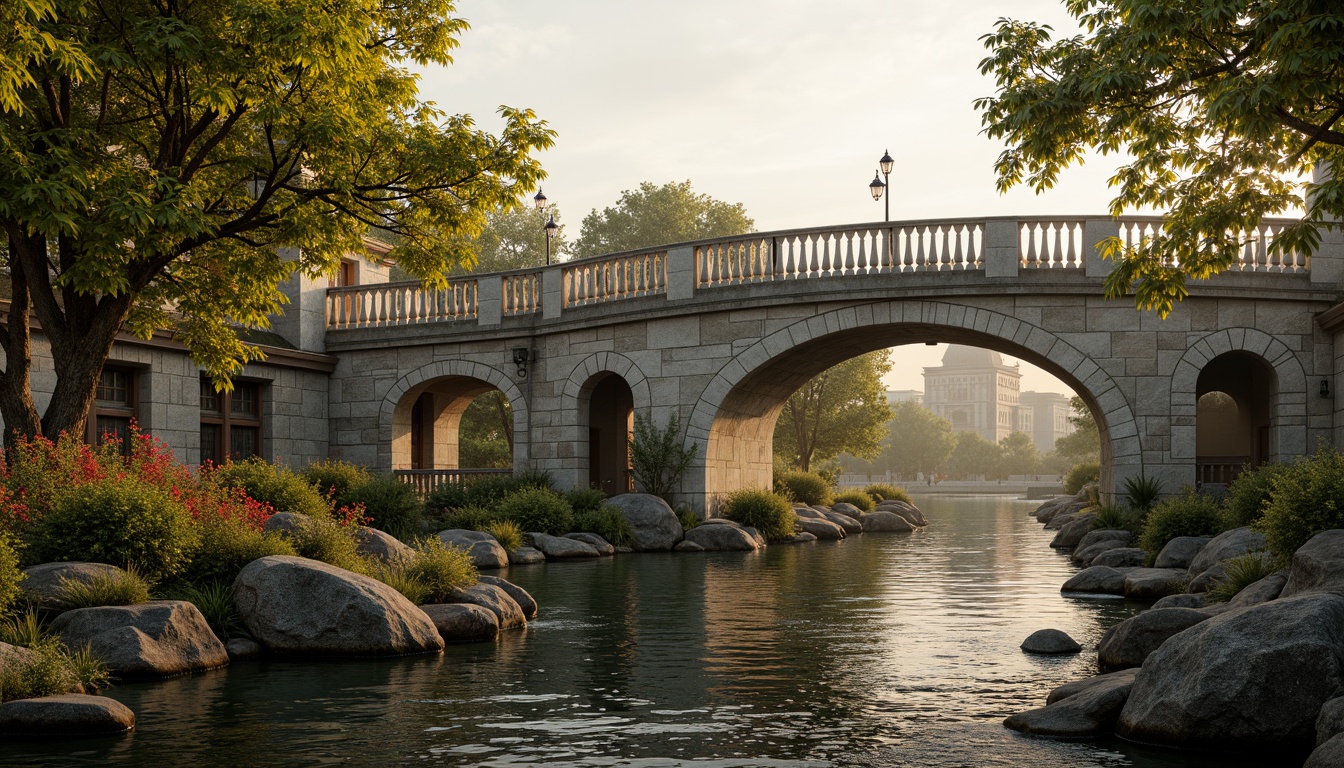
0,495,1300,767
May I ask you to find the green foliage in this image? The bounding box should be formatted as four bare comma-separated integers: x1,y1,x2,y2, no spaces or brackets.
1140,490,1229,561
676,506,701,531
571,180,754,259
1091,504,1143,535
1258,448,1344,562
0,0,554,440
497,488,574,536
1064,462,1100,495
437,506,500,532
864,484,912,505
721,489,797,541
775,472,834,507
454,203,570,273
425,482,472,514
573,506,633,547
630,412,698,502
64,644,112,693
0,608,45,649
343,475,422,540
182,517,296,586
56,567,152,610
160,582,244,641
565,487,608,514
998,431,1042,476
976,2,1344,319
375,567,432,606
302,460,374,502
33,478,199,581
286,516,370,575
870,402,956,479
1225,462,1290,528
0,537,21,618
1204,554,1276,604
400,538,478,604
513,470,555,492
0,640,79,703
946,431,1003,480
484,520,523,552
212,459,330,518
1053,397,1101,462
832,491,875,512
773,351,894,472
464,475,524,508
458,391,515,469
1123,475,1165,513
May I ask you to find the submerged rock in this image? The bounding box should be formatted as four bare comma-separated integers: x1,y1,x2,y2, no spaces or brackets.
1004,670,1136,738
1047,668,1139,705
1020,629,1081,655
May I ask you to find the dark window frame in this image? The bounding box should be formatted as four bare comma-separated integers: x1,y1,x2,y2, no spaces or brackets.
87,365,140,453
200,378,264,464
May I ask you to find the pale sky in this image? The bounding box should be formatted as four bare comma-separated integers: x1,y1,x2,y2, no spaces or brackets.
418,0,1113,395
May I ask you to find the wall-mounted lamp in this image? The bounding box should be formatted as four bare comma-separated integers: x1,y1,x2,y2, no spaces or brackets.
1321,378,1331,399
512,347,531,379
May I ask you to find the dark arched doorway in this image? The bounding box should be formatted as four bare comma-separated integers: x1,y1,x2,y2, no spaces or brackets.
1195,352,1276,486
584,374,634,495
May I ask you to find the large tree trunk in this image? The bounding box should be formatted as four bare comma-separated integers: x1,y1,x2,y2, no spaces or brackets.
0,234,43,445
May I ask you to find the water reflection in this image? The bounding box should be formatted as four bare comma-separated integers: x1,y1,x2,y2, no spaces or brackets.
0,495,1298,767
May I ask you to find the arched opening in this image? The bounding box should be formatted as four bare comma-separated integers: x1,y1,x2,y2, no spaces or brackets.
582,373,634,495
392,376,516,473
1195,352,1276,487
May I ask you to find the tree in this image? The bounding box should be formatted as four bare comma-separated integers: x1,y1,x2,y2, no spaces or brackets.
0,0,552,443
457,204,568,273
630,411,698,503
571,181,754,259
946,431,1002,480
458,391,512,468
976,1,1344,318
1053,396,1101,462
773,351,893,472
999,431,1042,477
876,402,955,480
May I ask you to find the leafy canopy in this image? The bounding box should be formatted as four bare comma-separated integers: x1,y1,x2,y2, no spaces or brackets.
571,180,754,259
773,351,893,472
976,0,1344,317
875,401,956,479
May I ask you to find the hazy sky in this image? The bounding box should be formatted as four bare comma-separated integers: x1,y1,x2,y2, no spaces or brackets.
419,0,1112,394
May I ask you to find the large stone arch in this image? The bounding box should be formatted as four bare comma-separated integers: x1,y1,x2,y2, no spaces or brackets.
553,352,653,491
683,300,1142,509
1170,328,1308,464
378,360,528,471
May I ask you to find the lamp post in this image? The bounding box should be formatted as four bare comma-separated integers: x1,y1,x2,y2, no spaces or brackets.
869,172,886,218
533,189,557,265
871,149,894,221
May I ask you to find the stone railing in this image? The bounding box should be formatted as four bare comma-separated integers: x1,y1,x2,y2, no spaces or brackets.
324,215,1316,331
393,468,512,497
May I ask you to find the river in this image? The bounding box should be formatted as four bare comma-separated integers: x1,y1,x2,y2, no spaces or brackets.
0,495,1300,767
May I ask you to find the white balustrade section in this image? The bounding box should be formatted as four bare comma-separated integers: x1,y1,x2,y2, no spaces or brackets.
1019,219,1085,268
325,279,477,330
1116,217,1307,272
502,271,541,316
562,250,667,307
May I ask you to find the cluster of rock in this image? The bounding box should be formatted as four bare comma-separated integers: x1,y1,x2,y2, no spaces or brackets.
1012,495,1344,764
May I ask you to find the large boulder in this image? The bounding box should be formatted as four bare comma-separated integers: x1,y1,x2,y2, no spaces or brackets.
50,601,229,679
437,530,509,570
1004,670,1137,738
262,512,305,535
1187,561,1229,593
0,641,37,673
1123,568,1188,600
682,521,761,551
823,511,863,535
830,502,864,519
794,506,828,520
1020,629,1081,655
1282,530,1344,599
1073,529,1134,559
419,603,498,643
508,547,546,565
1097,607,1212,672
1046,510,1090,531
0,694,135,738
1189,527,1268,578
1050,515,1099,549
1047,668,1139,705
605,494,683,551
353,527,413,564
477,575,538,619
1152,593,1207,610
1091,548,1147,568
565,532,614,555
1226,570,1289,608
861,511,914,533
233,556,444,656
447,583,526,630
19,563,129,611
876,501,927,527
1061,565,1130,595
1154,536,1212,569
1117,593,1344,750
795,517,845,540
1307,734,1344,768
527,533,600,559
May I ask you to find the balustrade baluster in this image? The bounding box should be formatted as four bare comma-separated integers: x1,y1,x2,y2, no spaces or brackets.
1023,224,1039,267
952,225,965,269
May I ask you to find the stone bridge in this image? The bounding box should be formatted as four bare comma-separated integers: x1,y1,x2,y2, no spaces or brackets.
317,215,1344,511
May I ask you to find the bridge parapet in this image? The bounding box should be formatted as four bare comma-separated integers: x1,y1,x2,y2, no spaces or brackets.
323,215,1315,334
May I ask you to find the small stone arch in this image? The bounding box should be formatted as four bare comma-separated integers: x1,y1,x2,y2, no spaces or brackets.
554,352,652,492
1170,328,1308,464
377,360,528,471
683,300,1143,507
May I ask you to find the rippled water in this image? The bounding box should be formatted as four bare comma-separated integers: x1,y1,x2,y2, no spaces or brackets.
0,495,1302,767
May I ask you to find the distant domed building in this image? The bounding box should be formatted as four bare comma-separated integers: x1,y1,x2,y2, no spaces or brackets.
922,345,1030,444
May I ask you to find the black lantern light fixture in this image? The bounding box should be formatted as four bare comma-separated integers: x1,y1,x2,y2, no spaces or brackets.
512,347,531,379
877,149,894,222
869,172,886,211
544,215,559,265
1322,378,1331,399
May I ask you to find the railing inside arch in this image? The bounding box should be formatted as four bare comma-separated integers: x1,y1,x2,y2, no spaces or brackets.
326,279,477,329
563,250,667,307
697,221,985,287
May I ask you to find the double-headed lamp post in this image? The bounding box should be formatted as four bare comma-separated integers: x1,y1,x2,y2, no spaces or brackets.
534,189,560,265
868,149,895,221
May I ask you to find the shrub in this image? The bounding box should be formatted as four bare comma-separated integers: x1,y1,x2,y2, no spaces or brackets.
1090,504,1142,534
484,520,522,552
33,478,199,581
210,458,329,517
182,516,296,586
464,475,522,508
1064,462,1100,495
565,487,608,514
864,484,911,504
676,506,700,531
0,608,45,648
497,487,574,536
1122,475,1164,513
64,644,112,692
721,489,796,540
56,567,152,610
1258,448,1344,562
1225,461,1290,528
513,469,555,492
573,505,633,547
302,460,373,501
775,472,833,507
160,581,244,641
343,474,422,540
1139,489,1228,561
375,567,432,606
833,491,875,512
0,639,79,702
425,482,471,513
286,515,369,574
0,536,21,618
437,506,500,532
1204,554,1276,604
401,538,478,603
629,412,698,503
